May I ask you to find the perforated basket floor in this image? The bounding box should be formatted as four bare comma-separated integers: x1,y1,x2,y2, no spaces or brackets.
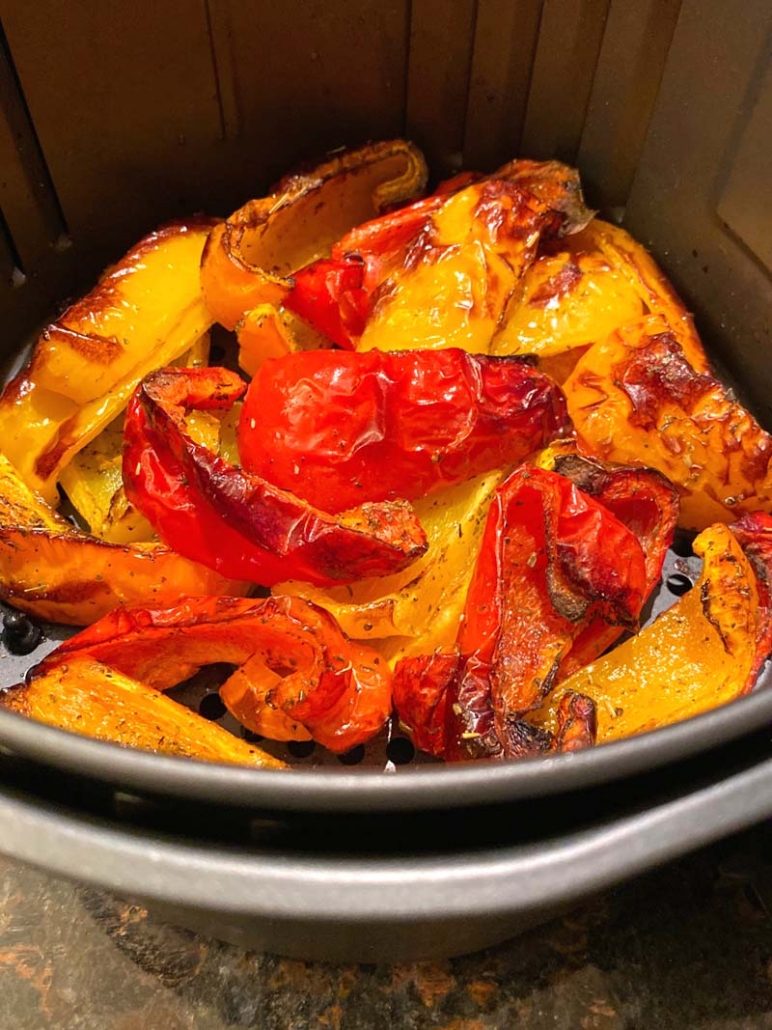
0,531,709,775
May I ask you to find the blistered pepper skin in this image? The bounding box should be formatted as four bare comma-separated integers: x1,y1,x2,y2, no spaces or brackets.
123,367,428,587
239,348,572,514
394,466,651,761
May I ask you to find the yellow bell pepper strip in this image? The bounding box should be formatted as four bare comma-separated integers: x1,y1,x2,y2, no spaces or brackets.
276,468,505,656
123,367,428,587
0,656,286,769
355,162,592,356
57,335,214,544
393,466,649,761
563,317,772,530
491,234,645,363
200,139,428,332
0,452,243,626
537,517,772,744
0,219,217,505
37,594,394,753
491,219,709,375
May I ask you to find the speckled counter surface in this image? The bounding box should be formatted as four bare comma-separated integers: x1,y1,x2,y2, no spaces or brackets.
3,823,772,1030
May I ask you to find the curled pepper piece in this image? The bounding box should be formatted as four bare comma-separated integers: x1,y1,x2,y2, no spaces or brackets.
123,367,428,587
239,348,571,514
0,219,217,504
563,318,772,530
39,594,393,753
0,451,242,625
201,139,428,331
1,656,285,769
393,466,649,760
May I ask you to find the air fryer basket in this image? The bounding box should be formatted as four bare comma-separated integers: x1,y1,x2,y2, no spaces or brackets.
1,0,772,960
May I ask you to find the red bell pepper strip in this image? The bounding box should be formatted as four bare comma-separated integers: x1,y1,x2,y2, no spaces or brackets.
238,348,572,514
283,256,370,350
284,182,476,347
123,367,427,587
36,594,393,752
546,453,679,679
394,466,649,761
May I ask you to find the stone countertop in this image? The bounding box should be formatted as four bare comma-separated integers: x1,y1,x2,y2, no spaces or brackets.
2,823,772,1030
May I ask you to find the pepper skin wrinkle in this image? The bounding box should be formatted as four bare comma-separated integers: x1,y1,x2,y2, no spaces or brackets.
239,348,571,513
123,367,427,587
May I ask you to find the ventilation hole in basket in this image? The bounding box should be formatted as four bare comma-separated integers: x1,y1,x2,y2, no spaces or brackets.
670,532,695,558
287,739,316,759
198,693,227,721
337,744,365,766
666,572,693,596
241,728,264,743
386,737,415,765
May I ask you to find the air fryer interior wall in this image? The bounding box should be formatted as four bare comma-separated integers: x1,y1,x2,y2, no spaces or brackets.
1,0,771,413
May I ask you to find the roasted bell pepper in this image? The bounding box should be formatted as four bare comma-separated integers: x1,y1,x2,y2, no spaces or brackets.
0,452,242,625
200,139,428,332
1,656,285,769
490,218,710,377
239,348,571,514
38,594,393,752
282,161,593,355
0,219,217,504
355,162,592,355
534,449,679,678
563,317,772,530
277,467,505,660
123,367,428,587
394,466,652,760
535,515,772,744
57,333,213,544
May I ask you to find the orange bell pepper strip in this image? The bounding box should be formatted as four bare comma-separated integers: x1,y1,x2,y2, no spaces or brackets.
200,139,428,331
0,451,243,626
123,367,427,587
563,317,772,530
37,594,393,752
3,657,286,769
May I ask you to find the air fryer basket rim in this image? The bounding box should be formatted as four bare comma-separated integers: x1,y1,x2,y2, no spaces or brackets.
3,747,772,922
1,667,771,813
